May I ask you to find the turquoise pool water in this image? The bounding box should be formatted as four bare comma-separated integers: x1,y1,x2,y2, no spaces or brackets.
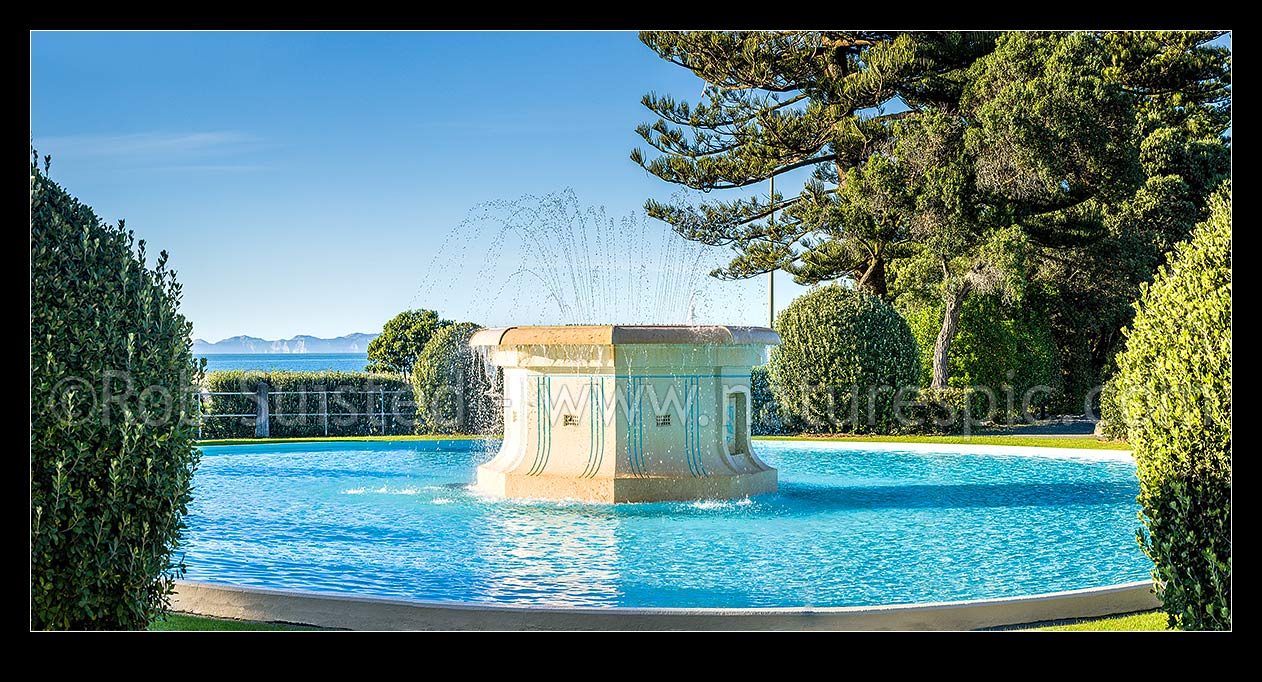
181,439,1151,608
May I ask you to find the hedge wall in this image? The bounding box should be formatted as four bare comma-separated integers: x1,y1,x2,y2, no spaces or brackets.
199,370,415,438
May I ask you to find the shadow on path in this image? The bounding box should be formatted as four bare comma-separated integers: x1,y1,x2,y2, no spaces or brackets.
976,416,1098,437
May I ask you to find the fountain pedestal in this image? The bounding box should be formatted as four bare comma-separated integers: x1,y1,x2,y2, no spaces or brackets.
469,325,779,503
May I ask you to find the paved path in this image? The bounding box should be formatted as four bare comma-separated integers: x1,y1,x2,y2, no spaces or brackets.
975,417,1098,437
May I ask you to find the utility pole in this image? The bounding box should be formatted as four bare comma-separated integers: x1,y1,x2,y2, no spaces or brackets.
768,174,775,329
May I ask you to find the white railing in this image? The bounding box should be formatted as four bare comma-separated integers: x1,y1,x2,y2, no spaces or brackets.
197,386,414,438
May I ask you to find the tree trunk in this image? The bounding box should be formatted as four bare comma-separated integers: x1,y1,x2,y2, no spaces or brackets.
855,255,887,298
932,280,971,389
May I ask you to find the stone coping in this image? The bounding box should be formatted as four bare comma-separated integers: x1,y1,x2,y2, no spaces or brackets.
468,325,780,347
766,440,1136,460
171,579,1158,631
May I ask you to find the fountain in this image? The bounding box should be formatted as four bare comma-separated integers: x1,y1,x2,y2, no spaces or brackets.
470,324,780,503
169,192,1157,627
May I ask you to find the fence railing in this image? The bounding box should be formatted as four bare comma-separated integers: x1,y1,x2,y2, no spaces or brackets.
197,384,416,439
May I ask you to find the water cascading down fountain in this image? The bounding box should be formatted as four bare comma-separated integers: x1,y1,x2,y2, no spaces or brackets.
470,325,780,503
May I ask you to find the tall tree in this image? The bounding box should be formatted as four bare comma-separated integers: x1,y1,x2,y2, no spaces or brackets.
637,31,1227,394
366,309,453,376
1036,31,1230,407
818,32,1139,389
909,32,1141,389
1101,30,1231,140
631,31,998,296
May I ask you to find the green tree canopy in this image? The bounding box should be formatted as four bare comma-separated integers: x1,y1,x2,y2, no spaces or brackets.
638,31,1228,397
1035,31,1229,407
366,309,453,375
850,32,1141,388
632,31,998,296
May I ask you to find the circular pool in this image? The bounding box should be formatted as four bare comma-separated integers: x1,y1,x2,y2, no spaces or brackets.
180,439,1150,609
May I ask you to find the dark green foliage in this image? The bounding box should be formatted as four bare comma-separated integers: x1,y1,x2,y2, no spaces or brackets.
900,387,986,435
749,365,795,435
1101,31,1231,139
904,295,1062,420
1096,377,1127,440
1039,172,1204,414
633,31,998,295
962,32,1141,220
769,286,920,433
1038,118,1228,412
1037,32,1230,412
199,371,414,439
1139,127,1231,206
906,32,1140,390
412,323,501,435
31,157,202,629
365,309,453,375
1114,184,1230,630
639,31,1230,403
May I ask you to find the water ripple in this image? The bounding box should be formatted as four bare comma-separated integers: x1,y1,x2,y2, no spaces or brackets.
179,440,1151,608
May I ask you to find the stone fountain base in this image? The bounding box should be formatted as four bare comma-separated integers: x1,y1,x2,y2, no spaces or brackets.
469,325,780,503
474,469,778,504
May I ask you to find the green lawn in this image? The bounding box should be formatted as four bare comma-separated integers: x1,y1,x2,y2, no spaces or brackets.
754,434,1130,450
1028,611,1171,631
150,610,1169,631
148,613,314,631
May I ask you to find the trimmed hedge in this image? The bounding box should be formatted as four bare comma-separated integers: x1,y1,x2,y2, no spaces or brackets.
750,365,795,435
199,371,415,438
769,285,921,434
32,158,202,629
412,323,502,435
1113,183,1231,630
1096,377,1127,440
900,387,988,435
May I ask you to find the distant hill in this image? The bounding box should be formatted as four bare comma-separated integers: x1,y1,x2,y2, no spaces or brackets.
193,333,378,355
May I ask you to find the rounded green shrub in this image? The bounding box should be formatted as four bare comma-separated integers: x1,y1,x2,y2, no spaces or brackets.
769,285,920,433
412,322,501,434
31,158,202,629
1114,183,1231,630
904,294,1062,421
749,365,795,435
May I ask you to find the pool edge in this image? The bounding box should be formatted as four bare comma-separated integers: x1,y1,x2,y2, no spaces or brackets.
170,579,1159,631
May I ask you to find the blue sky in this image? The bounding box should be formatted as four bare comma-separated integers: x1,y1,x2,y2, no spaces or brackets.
31,31,812,342
31,31,1230,342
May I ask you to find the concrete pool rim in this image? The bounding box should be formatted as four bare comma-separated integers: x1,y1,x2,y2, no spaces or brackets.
171,579,1159,631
